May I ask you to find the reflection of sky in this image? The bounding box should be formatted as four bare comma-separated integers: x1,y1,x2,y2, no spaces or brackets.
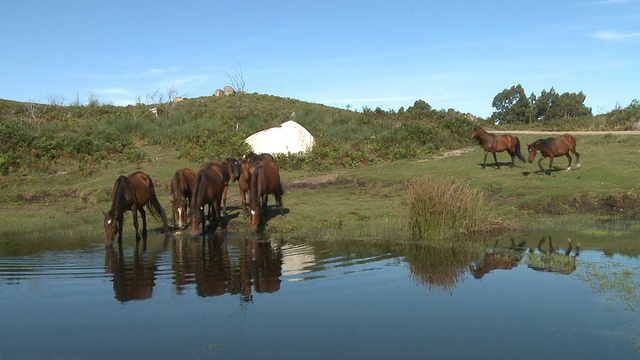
0,242,639,358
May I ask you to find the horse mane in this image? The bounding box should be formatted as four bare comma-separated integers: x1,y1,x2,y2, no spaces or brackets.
110,175,130,218
249,165,262,207
170,170,182,205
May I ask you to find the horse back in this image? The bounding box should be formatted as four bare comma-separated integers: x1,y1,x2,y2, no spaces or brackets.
127,171,155,207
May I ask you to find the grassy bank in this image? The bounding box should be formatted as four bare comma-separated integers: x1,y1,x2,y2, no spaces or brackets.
1,132,639,245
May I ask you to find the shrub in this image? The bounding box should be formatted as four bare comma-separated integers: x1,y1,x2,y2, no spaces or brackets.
407,178,489,242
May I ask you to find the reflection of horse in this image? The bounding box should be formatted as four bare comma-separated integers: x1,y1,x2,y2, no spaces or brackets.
104,240,156,302
103,171,168,246
170,168,195,229
238,153,277,217
471,127,525,169
170,237,282,301
526,236,579,275
237,239,282,301
249,160,285,232
470,239,527,279
190,162,226,237
527,134,580,175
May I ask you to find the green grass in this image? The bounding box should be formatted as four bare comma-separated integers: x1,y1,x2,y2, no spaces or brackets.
1,133,639,245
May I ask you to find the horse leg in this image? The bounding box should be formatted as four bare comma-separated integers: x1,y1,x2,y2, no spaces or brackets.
546,157,555,176
482,152,488,169
275,193,284,217
492,152,500,169
132,207,141,240
117,215,124,245
139,207,147,238
509,151,516,168
261,194,269,215
222,185,229,215
572,149,581,168
240,189,248,218
565,154,573,171
537,156,546,173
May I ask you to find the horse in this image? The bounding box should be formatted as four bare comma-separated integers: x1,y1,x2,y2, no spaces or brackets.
238,153,278,218
527,134,580,175
190,162,227,237
170,168,195,229
103,171,168,246
248,160,284,232
218,157,240,214
471,127,526,169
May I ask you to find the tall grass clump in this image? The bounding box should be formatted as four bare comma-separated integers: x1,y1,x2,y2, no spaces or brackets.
407,177,489,242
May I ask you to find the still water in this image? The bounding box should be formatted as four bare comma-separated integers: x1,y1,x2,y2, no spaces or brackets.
1,231,639,359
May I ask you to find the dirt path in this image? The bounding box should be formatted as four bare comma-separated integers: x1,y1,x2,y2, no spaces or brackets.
490,130,640,135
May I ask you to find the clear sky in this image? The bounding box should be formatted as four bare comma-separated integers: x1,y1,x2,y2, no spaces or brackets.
1,0,638,118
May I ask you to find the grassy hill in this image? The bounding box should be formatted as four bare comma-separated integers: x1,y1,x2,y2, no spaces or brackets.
1,94,640,245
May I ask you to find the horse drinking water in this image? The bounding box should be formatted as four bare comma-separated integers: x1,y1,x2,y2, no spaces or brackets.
170,168,195,229
248,159,284,232
190,162,226,237
471,127,526,169
103,171,168,246
527,134,580,175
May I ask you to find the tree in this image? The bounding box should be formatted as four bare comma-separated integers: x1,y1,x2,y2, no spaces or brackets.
224,63,246,130
490,84,530,124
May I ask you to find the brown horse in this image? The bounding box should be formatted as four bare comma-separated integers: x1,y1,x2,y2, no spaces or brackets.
248,160,285,232
527,134,580,175
238,153,278,218
103,171,168,246
190,162,226,237
170,168,195,229
218,157,240,214
471,127,526,169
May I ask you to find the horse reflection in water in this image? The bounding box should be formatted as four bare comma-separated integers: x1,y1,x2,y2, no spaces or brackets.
526,236,580,275
470,238,527,279
104,236,167,302
171,235,282,301
470,236,580,279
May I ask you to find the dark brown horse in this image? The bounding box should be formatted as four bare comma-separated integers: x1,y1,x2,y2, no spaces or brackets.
170,168,195,229
527,134,580,175
471,127,526,169
103,171,168,246
238,153,278,217
218,157,240,214
190,162,226,237
248,160,284,232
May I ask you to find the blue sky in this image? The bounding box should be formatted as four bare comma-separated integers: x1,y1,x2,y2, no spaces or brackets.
1,0,639,118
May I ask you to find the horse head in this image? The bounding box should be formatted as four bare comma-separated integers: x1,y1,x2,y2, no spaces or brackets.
103,210,119,245
526,143,538,163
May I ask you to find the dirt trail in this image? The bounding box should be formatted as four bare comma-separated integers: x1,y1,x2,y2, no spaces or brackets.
490,130,640,135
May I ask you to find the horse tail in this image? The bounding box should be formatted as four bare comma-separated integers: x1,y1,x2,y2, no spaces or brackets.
515,137,526,162
146,177,168,230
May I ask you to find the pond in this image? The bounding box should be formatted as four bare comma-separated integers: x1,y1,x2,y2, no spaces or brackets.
1,230,639,359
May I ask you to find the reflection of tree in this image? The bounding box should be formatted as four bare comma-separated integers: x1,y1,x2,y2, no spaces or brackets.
104,238,164,302
405,243,479,290
171,236,282,301
469,239,527,279
525,236,579,275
